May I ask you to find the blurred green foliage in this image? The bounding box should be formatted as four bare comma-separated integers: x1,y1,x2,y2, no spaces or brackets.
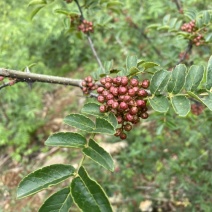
0,0,212,210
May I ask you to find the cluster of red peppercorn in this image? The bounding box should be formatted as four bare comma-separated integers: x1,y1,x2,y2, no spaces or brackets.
181,20,196,32
78,20,93,34
191,103,205,115
192,34,204,46
179,52,190,60
181,20,205,46
81,76,97,94
97,76,150,139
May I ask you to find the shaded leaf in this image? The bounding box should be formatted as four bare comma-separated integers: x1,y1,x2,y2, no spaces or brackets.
129,66,140,76
206,55,212,90
137,59,146,67
187,91,212,111
185,65,204,91
201,92,212,111
45,132,86,148
17,164,75,199
149,96,169,113
150,70,170,94
140,62,159,70
64,114,95,132
126,55,138,71
83,139,114,171
30,5,45,20
54,9,79,16
109,68,121,74
93,117,115,134
81,102,102,117
167,64,187,94
107,112,118,129
184,9,197,20
39,187,72,212
28,0,46,7
103,60,113,72
71,166,112,212
171,96,190,116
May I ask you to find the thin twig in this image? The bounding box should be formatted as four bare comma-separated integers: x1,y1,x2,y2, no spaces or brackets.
0,68,82,88
87,36,104,69
176,40,193,65
173,0,182,12
74,0,84,20
74,0,104,70
115,36,128,55
141,31,163,57
0,79,18,90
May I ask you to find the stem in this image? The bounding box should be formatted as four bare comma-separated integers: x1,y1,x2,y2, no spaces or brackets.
74,0,104,70
141,31,163,57
74,0,84,20
176,40,193,65
0,68,82,87
173,0,182,12
87,36,104,70
76,155,86,174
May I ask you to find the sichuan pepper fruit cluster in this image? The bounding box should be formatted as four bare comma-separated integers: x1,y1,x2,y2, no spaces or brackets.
96,76,150,139
181,20,205,46
191,103,205,116
78,19,94,34
81,76,97,94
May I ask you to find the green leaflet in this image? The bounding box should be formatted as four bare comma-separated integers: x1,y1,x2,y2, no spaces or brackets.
39,187,72,212
17,164,75,199
185,65,204,91
83,139,114,171
167,64,187,94
45,132,86,148
149,96,169,113
93,117,115,135
126,55,138,71
81,102,103,117
64,113,95,132
71,166,113,212
171,96,190,116
206,55,212,90
150,70,170,94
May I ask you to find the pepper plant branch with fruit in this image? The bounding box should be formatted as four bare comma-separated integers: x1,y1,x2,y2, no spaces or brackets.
1,0,212,211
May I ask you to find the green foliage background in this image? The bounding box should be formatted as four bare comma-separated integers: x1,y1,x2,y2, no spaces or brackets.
0,0,212,211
